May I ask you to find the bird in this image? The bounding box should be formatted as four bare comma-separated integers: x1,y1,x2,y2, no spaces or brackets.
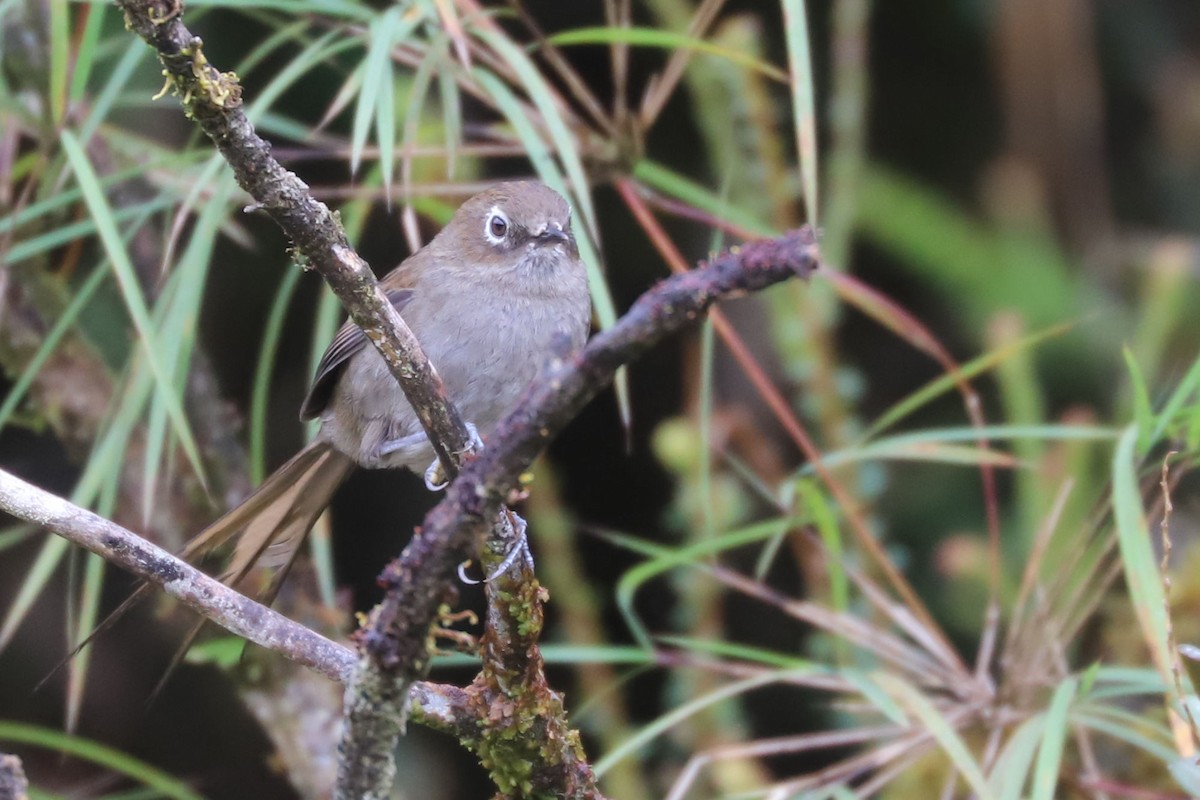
204,180,591,593
63,181,591,686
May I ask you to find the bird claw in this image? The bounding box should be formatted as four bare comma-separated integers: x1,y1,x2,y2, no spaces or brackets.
423,423,483,491
424,461,449,491
455,512,531,585
489,512,532,581
459,422,484,456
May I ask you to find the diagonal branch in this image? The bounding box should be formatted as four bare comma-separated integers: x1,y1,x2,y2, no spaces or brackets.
371,229,819,668
0,465,473,735
339,229,820,799
114,0,474,476
0,466,353,680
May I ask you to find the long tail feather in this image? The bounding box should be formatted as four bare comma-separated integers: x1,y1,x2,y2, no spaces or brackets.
146,443,353,700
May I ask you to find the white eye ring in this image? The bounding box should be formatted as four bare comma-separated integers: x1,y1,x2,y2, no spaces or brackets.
484,208,509,244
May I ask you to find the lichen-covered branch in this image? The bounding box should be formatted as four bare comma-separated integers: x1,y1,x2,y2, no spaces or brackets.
346,230,820,798
371,230,819,666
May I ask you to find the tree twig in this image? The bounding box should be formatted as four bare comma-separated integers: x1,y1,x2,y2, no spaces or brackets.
0,466,353,681
0,465,470,724
114,0,473,476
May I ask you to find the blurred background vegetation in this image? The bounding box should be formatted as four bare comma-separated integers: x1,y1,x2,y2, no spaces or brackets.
2,0,1200,797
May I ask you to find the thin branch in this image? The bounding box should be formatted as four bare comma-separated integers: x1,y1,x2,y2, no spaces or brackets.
114,0,474,477
0,465,471,726
371,230,819,666
0,466,354,681
343,229,820,799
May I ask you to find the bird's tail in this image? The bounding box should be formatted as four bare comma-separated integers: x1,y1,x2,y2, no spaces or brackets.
43,441,353,696
207,440,354,587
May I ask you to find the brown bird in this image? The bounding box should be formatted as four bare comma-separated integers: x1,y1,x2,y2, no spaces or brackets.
202,180,590,594
68,182,590,683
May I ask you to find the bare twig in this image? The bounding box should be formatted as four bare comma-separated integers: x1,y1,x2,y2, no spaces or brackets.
0,465,471,728
0,466,354,681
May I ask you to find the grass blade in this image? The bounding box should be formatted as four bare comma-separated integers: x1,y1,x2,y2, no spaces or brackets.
0,721,203,800
69,4,107,105
48,0,69,124
1030,677,1077,800
1112,424,1173,683
593,671,784,776
351,7,419,178
65,552,106,733
351,7,397,175
989,714,1042,800
616,516,800,649
1122,347,1154,455
781,0,818,221
861,321,1076,442
632,160,777,237
437,67,461,178
138,175,237,521
249,267,302,484
59,131,207,486
183,0,372,20
0,536,70,651
875,673,996,800
547,26,788,83
0,263,107,431
794,479,848,618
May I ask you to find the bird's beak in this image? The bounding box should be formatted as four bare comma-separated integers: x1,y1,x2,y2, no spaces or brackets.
536,226,571,245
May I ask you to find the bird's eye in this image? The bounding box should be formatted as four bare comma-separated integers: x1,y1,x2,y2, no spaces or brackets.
488,214,508,240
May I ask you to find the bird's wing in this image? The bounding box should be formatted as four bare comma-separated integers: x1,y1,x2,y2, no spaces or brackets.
299,286,414,421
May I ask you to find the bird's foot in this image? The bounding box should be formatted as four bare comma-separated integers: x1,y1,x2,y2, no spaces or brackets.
423,422,483,491
457,511,531,585
376,431,427,458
